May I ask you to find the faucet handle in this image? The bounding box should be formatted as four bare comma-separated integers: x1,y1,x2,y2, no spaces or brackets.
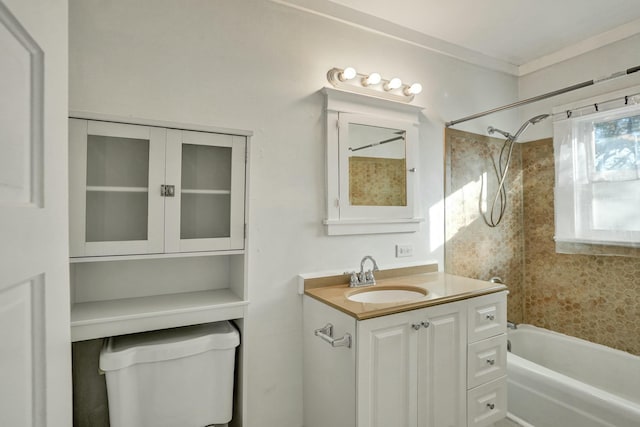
364,270,376,285
345,271,359,287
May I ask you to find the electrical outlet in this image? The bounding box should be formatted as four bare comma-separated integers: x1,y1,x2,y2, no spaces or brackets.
396,244,413,257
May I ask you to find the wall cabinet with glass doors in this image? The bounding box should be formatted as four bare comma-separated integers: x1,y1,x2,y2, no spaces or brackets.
67,115,250,343
69,118,246,258
68,115,251,426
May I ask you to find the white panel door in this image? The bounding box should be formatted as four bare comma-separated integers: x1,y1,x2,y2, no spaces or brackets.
357,311,418,427
417,301,466,427
0,1,71,426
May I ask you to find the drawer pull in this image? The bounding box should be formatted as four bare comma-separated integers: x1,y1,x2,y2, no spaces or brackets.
486,403,495,410
486,359,495,365
485,314,495,321
421,321,430,328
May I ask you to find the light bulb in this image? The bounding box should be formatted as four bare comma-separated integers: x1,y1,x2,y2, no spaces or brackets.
339,67,357,81
362,72,381,86
384,77,402,91
404,83,423,96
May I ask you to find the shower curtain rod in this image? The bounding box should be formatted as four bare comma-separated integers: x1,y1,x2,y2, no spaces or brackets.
445,65,640,128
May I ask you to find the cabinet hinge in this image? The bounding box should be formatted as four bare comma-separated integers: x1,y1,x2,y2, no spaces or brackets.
244,223,247,236
335,198,340,208
245,148,248,164
336,120,340,130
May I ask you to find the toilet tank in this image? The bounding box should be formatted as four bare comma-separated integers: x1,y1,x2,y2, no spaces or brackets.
100,321,240,427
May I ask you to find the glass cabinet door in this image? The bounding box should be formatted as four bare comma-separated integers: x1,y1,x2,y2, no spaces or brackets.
69,119,166,256
164,129,246,252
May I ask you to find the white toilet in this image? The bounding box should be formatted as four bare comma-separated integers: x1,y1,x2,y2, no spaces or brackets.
100,321,240,427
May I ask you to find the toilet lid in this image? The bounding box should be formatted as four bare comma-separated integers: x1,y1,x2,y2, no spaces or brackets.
99,321,239,371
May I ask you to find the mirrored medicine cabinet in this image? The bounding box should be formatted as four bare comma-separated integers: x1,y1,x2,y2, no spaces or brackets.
323,87,424,235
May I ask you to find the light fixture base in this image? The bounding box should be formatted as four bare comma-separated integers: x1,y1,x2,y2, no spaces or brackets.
327,67,416,104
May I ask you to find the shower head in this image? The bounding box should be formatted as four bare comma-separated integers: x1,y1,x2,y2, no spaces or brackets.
487,113,550,142
529,113,550,124
512,113,550,141
487,126,512,139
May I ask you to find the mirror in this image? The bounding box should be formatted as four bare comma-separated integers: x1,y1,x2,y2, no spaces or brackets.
347,123,407,207
323,87,422,235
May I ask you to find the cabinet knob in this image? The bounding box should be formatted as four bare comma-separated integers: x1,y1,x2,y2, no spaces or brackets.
485,314,495,321
486,359,495,365
421,321,430,328
486,403,495,410
411,323,422,330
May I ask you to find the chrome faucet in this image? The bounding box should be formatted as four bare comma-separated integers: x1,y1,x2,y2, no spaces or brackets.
347,255,379,287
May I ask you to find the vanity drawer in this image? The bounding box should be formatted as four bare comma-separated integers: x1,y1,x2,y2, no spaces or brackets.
467,333,507,389
467,291,506,342
467,376,507,427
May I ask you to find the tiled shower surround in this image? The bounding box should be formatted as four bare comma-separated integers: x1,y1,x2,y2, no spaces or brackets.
445,129,640,356
444,129,525,323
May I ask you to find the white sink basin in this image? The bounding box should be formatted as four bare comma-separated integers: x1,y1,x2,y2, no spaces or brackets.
347,286,427,304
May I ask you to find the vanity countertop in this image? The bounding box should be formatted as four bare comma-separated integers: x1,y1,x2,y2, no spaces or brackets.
304,270,507,320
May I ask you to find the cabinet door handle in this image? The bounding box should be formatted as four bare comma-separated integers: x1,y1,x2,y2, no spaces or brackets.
421,321,430,328
486,403,495,410
160,185,176,197
486,359,495,365
485,313,495,321
411,323,422,330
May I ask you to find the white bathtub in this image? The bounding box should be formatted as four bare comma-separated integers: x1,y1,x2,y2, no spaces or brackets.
507,324,640,427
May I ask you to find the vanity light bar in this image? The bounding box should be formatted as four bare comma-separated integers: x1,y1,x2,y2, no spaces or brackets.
327,67,422,103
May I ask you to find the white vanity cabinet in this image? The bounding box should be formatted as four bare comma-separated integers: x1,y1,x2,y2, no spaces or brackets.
303,291,508,427
69,118,246,258
357,300,466,427
466,293,508,427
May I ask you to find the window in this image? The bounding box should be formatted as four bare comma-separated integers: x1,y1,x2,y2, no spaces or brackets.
554,99,640,248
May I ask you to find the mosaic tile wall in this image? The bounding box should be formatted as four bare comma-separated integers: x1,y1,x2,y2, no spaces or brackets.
444,129,525,323
349,156,407,206
445,128,640,355
522,139,640,355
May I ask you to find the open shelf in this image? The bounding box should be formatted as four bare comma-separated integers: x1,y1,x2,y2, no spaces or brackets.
71,288,248,342
69,249,245,263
